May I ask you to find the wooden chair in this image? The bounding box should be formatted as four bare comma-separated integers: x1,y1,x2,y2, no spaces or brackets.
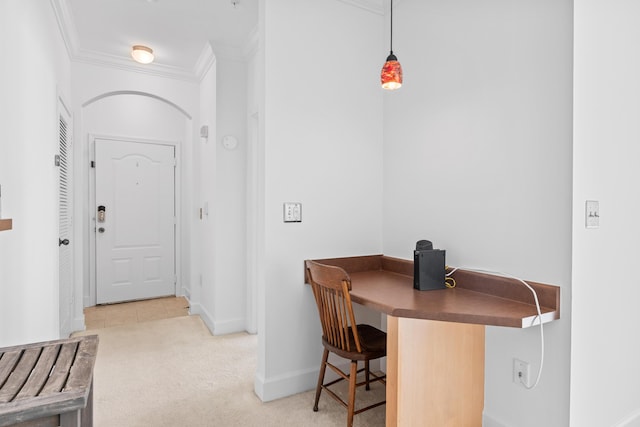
305,260,386,427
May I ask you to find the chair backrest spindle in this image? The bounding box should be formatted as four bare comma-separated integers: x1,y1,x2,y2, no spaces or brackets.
306,260,362,354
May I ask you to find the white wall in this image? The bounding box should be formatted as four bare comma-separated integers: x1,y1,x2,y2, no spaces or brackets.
71,62,199,314
191,53,249,336
256,0,385,401
79,92,191,306
74,55,249,339
213,57,248,334
0,0,71,346
246,35,261,335
192,56,217,329
382,1,573,426
572,1,640,426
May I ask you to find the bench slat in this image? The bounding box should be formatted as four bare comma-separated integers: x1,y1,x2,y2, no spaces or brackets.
0,349,41,403
15,345,61,400
39,343,78,396
0,351,21,388
65,338,98,393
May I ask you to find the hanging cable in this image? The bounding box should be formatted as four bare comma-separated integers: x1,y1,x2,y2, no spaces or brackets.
446,266,545,389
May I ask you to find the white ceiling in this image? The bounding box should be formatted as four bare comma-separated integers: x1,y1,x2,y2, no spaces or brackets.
54,0,385,81
55,0,258,80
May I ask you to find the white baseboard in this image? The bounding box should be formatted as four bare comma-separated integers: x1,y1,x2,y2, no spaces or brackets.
72,315,86,333
190,303,214,334
613,409,640,427
253,357,383,403
483,408,640,427
213,317,246,335
483,413,508,427
254,366,319,402
180,286,191,299
189,303,245,335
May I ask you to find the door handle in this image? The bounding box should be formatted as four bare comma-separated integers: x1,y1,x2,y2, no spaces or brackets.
59,238,70,246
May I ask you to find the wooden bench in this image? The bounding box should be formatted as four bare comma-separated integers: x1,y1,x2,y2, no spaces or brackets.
0,335,98,427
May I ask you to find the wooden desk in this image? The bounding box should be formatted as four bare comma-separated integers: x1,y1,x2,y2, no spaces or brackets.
306,255,560,427
0,219,12,232
0,335,99,427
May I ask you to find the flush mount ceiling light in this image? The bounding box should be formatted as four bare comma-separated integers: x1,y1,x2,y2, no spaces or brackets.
380,0,403,90
131,45,154,64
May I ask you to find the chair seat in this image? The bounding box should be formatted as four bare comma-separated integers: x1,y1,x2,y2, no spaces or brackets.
322,324,386,361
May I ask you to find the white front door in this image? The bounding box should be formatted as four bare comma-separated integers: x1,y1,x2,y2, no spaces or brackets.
95,139,176,304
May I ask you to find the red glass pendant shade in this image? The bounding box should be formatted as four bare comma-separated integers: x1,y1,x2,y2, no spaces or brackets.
381,0,402,90
381,52,403,90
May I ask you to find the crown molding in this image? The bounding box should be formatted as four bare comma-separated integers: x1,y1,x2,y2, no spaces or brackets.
209,25,259,63
242,25,259,60
338,0,404,15
72,48,199,82
50,0,203,82
210,43,246,63
195,29,259,81
337,0,384,15
194,42,217,81
50,1,332,82
49,0,80,59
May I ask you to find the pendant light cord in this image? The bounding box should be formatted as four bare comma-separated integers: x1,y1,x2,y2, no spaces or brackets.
390,0,394,54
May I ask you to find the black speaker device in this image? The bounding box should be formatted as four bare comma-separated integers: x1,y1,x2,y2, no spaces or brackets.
413,240,446,291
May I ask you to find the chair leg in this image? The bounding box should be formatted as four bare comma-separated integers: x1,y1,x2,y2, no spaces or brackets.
347,360,357,427
313,349,330,412
365,359,370,390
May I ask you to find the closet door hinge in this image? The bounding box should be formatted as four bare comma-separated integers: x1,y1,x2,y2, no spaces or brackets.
91,160,96,168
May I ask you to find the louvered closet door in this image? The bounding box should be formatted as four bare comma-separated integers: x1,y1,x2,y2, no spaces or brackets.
58,107,73,337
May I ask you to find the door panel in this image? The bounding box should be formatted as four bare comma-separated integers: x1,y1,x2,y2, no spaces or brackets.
95,139,175,304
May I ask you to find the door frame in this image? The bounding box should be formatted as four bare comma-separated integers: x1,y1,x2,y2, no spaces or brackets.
245,111,260,334
58,93,73,337
87,134,182,306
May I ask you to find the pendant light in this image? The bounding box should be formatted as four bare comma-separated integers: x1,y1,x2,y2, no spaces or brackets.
380,0,402,90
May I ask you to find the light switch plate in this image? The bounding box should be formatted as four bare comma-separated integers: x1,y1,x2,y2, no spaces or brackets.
283,202,302,223
585,200,599,228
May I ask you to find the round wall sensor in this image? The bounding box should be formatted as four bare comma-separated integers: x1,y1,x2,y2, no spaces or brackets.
222,135,238,150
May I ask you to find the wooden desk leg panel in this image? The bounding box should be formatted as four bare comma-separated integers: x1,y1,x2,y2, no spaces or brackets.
386,316,485,427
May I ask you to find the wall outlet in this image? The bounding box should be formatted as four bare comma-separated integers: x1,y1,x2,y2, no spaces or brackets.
513,358,531,387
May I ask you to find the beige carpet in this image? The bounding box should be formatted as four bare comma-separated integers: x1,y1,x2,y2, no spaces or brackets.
74,315,385,426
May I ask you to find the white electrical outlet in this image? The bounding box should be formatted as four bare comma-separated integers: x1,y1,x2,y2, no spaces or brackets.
513,358,531,387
